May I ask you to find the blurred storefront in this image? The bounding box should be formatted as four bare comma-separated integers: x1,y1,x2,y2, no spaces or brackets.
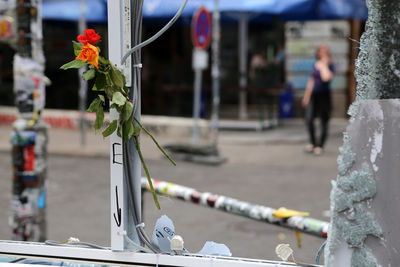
140,18,286,119
285,20,357,117
0,0,367,120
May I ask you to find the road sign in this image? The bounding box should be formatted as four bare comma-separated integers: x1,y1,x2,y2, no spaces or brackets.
191,7,212,50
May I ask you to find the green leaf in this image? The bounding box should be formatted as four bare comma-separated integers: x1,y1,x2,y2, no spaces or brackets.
92,82,105,92
112,91,126,106
93,73,107,91
98,95,105,103
60,59,86,70
111,102,123,113
98,56,109,66
116,105,123,113
133,125,141,137
117,125,122,138
73,41,83,56
121,76,129,95
122,120,134,141
102,120,118,137
110,66,125,88
82,68,96,81
87,98,100,112
122,101,133,122
105,72,114,88
105,86,113,100
94,106,104,131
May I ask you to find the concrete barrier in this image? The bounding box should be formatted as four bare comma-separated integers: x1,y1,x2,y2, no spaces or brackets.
0,106,211,138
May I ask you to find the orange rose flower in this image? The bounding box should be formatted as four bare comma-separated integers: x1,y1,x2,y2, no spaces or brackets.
76,43,100,69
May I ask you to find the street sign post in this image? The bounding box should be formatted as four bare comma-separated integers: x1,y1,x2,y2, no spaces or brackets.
211,0,221,145
191,7,212,50
191,7,211,144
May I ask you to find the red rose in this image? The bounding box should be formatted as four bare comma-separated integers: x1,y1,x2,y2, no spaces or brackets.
77,29,101,45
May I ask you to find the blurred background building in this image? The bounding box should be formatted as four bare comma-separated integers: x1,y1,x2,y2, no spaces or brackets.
0,0,367,120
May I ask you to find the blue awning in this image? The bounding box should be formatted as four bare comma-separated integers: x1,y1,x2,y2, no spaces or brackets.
142,0,367,20
42,0,367,22
318,0,368,20
42,0,107,22
142,0,317,19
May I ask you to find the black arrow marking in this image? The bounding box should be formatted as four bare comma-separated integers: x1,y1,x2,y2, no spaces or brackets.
113,186,121,227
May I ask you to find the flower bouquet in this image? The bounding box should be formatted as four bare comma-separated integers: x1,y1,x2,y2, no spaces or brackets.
61,29,175,209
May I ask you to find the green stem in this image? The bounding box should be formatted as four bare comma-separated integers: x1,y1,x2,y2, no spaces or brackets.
134,135,160,210
134,118,176,166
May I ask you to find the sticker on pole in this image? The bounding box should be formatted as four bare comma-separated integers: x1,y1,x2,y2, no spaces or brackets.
191,7,212,50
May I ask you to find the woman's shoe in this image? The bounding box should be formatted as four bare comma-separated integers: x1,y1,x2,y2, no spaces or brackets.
313,147,323,156
304,144,314,153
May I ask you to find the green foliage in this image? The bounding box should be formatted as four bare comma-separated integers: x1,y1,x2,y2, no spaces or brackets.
60,59,86,70
95,107,104,131
92,72,106,91
98,56,109,65
87,95,104,111
73,41,83,56
122,101,133,122
112,92,126,106
61,37,177,210
82,68,96,81
110,65,125,88
87,98,101,112
122,120,134,142
102,120,118,137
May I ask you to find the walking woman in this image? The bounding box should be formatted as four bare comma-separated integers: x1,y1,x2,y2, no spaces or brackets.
302,45,335,156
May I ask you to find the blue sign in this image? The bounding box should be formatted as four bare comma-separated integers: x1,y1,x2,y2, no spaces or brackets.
191,7,212,49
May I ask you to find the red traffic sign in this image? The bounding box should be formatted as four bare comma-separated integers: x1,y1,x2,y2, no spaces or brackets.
191,7,212,50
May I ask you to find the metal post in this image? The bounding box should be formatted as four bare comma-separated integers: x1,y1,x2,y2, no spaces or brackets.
192,65,202,144
238,13,248,120
108,0,141,251
11,0,48,242
210,0,220,145
78,0,87,146
107,0,125,250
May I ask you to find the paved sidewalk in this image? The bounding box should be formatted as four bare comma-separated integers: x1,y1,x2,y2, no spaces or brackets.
219,118,347,145
0,114,349,263
0,118,348,158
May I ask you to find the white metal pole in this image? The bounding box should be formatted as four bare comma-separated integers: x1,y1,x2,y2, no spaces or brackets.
238,13,248,120
78,0,87,147
192,60,202,144
210,0,220,145
107,0,135,251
